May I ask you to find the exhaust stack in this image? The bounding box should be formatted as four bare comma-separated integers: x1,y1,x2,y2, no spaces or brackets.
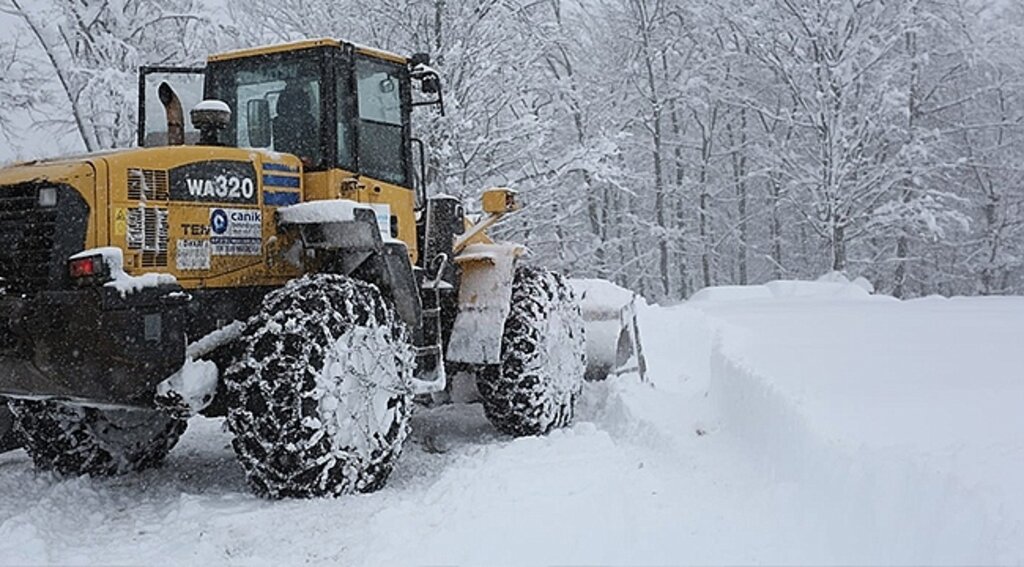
158,82,184,146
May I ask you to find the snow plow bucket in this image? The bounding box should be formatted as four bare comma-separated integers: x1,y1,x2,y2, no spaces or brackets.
569,279,647,382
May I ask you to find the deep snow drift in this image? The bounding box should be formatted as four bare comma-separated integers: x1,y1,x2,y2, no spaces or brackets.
682,275,1024,563
0,276,1021,564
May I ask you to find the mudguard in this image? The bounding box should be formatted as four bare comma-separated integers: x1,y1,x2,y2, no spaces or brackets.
276,199,422,330
445,243,524,365
0,284,188,408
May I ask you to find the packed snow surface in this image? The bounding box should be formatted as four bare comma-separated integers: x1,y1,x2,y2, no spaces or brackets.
0,275,1021,564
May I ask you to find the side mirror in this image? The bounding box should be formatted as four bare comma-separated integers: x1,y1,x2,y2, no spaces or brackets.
410,52,431,67
246,99,271,147
420,75,440,95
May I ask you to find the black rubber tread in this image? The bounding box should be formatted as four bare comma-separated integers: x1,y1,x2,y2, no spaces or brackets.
477,265,586,436
8,400,185,475
0,404,21,453
222,274,414,499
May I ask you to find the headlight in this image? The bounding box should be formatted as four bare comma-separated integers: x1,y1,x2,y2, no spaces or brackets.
38,187,57,207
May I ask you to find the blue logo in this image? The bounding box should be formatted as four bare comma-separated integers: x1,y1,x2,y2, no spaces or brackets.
211,209,229,235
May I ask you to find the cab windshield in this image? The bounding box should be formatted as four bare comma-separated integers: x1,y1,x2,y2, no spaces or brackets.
206,52,324,168
206,48,411,186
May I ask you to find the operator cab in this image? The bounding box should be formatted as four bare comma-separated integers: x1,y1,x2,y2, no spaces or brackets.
206,43,409,185
138,38,443,194
137,39,443,264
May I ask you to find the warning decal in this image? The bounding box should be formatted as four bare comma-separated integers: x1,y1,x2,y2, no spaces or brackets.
210,208,262,256
114,208,127,236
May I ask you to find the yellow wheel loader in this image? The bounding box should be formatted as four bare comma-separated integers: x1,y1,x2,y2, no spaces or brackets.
0,38,592,498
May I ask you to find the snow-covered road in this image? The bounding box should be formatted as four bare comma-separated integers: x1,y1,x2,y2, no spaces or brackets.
0,391,796,565
0,278,1020,565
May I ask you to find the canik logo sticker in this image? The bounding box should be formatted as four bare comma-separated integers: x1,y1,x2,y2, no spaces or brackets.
208,208,262,256
211,209,229,234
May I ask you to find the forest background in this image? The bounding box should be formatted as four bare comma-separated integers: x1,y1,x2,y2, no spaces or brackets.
1,0,1022,300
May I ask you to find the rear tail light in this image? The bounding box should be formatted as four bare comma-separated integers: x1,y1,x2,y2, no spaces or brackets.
68,255,110,284
69,257,97,277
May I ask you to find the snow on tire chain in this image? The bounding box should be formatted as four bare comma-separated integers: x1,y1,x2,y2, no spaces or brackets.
0,278,1020,565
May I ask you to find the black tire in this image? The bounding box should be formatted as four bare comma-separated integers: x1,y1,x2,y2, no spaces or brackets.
222,274,415,499
7,400,185,475
477,265,586,436
0,404,21,453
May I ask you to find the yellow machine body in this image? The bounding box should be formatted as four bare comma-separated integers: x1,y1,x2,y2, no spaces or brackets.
0,39,422,290
0,147,418,290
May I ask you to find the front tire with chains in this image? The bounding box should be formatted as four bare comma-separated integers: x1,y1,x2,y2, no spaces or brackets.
222,274,415,499
477,265,586,436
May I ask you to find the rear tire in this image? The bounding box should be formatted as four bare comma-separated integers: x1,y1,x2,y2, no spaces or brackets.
0,403,21,453
477,265,586,436
222,274,415,499
8,400,185,475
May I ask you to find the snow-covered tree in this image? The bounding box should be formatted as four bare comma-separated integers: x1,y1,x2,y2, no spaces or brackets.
2,0,211,150
0,30,45,142
2,0,1021,297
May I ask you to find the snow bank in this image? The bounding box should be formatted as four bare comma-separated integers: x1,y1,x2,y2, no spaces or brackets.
817,270,875,292
689,272,875,303
688,284,773,303
687,283,1024,563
